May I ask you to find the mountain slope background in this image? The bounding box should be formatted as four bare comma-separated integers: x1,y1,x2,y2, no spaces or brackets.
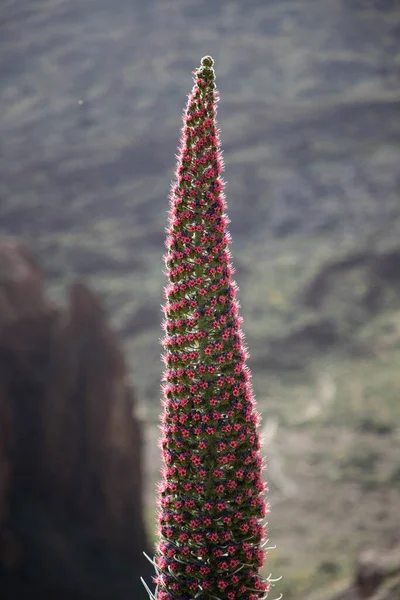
1,0,400,598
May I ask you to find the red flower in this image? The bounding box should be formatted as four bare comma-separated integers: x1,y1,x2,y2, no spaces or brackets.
147,56,271,600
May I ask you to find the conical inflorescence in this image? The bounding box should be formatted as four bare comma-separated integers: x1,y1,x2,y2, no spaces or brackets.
151,56,270,600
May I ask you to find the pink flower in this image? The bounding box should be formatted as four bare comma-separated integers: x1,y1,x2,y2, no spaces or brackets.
148,56,270,600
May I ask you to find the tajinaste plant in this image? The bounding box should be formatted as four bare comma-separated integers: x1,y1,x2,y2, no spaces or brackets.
142,56,272,600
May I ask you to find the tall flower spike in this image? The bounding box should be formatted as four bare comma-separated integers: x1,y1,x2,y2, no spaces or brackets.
146,56,270,600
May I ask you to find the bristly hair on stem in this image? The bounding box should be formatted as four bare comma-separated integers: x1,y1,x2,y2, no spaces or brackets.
142,56,276,600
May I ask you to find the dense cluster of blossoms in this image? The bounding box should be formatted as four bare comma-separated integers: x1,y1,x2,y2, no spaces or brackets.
145,57,270,600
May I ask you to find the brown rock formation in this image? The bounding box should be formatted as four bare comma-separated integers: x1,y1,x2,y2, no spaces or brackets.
0,240,153,599
324,546,400,600
354,547,400,599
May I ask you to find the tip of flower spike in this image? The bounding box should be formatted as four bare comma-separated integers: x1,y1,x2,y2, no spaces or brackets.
201,55,214,67
196,56,216,88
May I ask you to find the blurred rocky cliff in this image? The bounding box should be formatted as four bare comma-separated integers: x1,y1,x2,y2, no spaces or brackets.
0,240,152,599
325,546,400,600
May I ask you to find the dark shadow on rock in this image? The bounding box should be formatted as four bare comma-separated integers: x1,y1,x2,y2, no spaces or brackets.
0,240,154,599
